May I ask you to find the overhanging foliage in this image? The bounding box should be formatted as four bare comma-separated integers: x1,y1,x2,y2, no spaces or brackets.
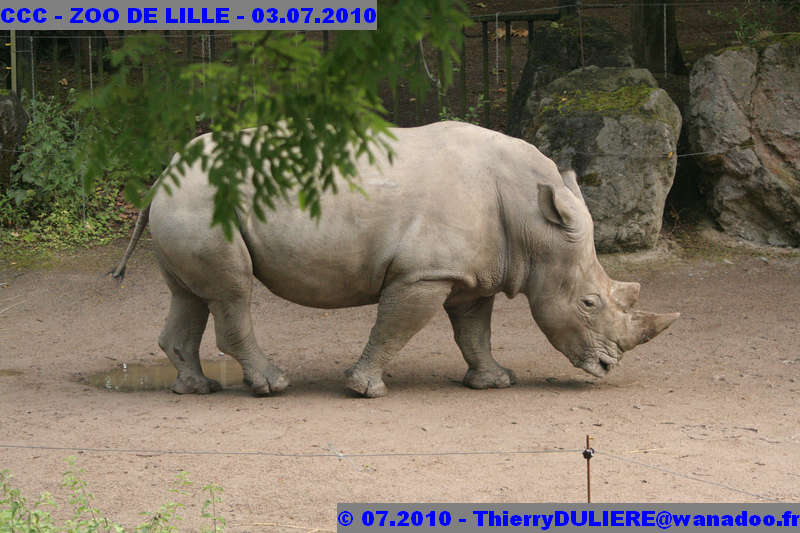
81,1,470,239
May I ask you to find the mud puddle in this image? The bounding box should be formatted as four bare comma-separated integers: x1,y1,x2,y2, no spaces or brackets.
88,359,243,391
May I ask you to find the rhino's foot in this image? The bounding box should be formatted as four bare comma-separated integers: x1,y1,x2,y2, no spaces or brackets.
242,363,289,396
170,374,222,395
463,366,517,390
344,366,387,398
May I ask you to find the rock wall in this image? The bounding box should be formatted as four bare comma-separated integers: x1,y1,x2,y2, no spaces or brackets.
687,34,800,246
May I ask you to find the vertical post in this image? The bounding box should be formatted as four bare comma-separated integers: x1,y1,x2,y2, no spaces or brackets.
9,30,16,95
505,20,512,127
459,34,466,117
51,35,58,67
96,32,104,82
415,46,422,125
578,7,586,67
583,435,595,504
481,21,489,127
527,20,534,57
663,3,668,79
15,31,31,97
392,83,399,125
185,30,193,63
209,30,216,61
29,34,35,101
74,34,82,88
559,0,578,17
88,36,93,100
436,50,444,119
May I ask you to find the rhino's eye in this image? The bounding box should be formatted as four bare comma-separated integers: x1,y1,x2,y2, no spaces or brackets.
580,294,601,310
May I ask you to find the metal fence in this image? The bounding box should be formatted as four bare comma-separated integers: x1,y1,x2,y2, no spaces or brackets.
1,1,796,129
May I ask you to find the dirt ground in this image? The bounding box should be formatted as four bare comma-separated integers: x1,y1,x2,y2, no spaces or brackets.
1,233,799,531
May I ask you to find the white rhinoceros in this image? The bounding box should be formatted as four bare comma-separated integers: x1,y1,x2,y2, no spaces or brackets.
113,121,678,397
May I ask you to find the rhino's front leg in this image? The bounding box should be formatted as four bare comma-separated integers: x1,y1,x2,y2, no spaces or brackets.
445,296,516,389
345,280,453,398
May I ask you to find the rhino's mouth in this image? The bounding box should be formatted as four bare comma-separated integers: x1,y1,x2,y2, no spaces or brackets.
577,339,622,377
579,354,617,377
598,353,619,372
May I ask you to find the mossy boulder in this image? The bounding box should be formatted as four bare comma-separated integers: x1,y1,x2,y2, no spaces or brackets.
688,33,800,246
507,16,634,138
526,67,682,252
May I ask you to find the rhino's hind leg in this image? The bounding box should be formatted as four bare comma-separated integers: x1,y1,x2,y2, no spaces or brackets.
159,286,220,395
209,297,289,396
345,280,452,398
445,296,516,390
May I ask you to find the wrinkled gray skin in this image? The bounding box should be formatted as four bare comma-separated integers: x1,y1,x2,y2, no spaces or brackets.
113,121,679,397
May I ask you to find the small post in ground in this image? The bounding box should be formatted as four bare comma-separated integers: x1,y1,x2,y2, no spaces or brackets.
583,435,595,503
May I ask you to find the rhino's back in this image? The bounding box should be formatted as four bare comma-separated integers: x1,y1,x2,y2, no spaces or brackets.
152,122,558,308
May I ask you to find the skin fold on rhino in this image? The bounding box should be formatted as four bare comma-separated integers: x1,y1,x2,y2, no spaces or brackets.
112,121,679,397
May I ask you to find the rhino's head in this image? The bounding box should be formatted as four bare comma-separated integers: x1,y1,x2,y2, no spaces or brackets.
526,171,679,377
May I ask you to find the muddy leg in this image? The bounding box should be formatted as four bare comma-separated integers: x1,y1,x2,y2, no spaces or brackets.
209,293,289,396
445,296,516,389
159,288,219,394
345,281,452,398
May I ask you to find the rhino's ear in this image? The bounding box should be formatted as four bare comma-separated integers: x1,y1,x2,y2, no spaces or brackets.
538,183,578,231
560,170,584,203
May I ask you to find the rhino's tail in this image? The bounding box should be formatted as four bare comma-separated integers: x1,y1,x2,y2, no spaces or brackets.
110,203,151,281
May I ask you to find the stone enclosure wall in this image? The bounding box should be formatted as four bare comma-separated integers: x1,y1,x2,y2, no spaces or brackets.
510,22,799,251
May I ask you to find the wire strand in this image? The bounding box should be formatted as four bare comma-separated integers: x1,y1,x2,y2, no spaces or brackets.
598,451,780,502
0,443,580,458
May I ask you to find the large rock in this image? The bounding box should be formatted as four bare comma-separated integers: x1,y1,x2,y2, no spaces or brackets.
526,66,682,251
0,93,28,191
687,34,800,246
507,16,634,138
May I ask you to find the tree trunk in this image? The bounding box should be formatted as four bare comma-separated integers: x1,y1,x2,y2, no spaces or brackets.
631,0,687,75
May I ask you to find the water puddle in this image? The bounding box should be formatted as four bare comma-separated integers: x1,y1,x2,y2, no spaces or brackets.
0,369,23,377
87,359,243,392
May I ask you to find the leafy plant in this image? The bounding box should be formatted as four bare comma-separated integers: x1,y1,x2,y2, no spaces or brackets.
135,472,192,533
0,470,57,532
0,92,130,249
61,457,124,533
0,461,224,533
200,483,225,533
439,95,486,125
709,1,778,44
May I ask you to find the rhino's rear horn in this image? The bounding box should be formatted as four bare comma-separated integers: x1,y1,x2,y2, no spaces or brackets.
611,281,640,311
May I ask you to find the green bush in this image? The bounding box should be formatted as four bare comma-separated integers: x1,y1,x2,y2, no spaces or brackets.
1,460,225,533
439,95,486,125
0,92,130,249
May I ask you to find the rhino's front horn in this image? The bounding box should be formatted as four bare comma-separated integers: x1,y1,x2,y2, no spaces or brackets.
619,311,680,351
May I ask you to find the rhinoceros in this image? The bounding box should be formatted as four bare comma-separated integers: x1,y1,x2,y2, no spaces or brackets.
112,121,678,397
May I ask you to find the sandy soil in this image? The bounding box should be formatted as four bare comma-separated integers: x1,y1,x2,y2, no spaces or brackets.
1,237,799,532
